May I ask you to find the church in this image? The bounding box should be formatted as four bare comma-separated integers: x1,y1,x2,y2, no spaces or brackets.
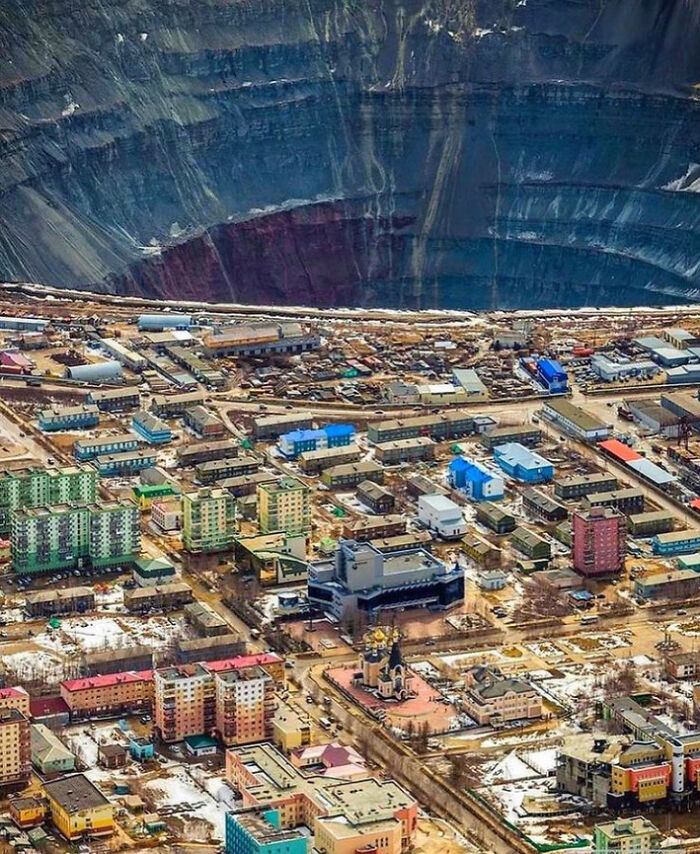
353,627,415,702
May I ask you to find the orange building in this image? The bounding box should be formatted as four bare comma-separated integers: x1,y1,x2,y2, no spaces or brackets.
215,666,275,747
60,671,154,719
0,709,31,791
227,743,418,854
154,664,215,744
0,687,30,717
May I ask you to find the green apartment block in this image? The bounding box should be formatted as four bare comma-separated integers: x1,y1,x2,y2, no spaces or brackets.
0,465,98,534
257,477,311,535
182,488,236,553
10,500,140,574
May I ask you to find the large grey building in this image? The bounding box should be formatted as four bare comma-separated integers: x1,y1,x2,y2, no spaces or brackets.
308,539,464,619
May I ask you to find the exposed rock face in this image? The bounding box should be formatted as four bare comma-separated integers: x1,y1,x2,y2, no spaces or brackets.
1,0,700,308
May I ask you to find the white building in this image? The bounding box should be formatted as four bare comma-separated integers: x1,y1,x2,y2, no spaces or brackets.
418,494,467,540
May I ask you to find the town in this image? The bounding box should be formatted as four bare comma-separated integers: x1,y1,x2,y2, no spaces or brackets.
5,290,700,853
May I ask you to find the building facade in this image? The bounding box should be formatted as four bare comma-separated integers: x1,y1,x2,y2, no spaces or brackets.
182,488,236,553
0,465,97,534
257,478,310,535
572,507,626,577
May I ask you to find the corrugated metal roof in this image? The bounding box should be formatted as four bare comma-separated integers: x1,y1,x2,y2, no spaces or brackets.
627,457,676,485
598,438,642,462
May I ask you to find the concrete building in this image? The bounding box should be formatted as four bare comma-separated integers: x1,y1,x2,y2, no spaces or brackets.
252,414,314,441
448,456,504,501
151,391,206,417
176,634,247,665
151,499,182,532
417,382,472,405
215,666,276,746
234,532,308,587
0,709,30,791
99,337,147,371
590,354,659,383
10,501,139,575
627,511,674,537
536,357,568,393
308,539,464,619
131,410,173,444
0,464,97,534
626,399,681,437
182,488,236,553
184,601,230,637
0,687,30,717
224,809,307,854
573,507,626,577
227,743,418,854
493,443,554,483
593,817,661,854
60,671,154,720
257,478,310,535
462,666,542,726
556,734,628,807
44,774,114,840
38,404,100,432
542,398,610,441
132,482,179,511
417,494,467,539
154,663,215,743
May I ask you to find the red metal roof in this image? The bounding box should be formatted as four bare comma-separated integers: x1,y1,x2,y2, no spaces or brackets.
29,696,70,718
598,438,643,463
690,498,700,511
61,669,153,692
203,653,283,673
0,687,28,701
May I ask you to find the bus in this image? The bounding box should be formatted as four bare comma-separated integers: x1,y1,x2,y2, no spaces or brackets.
319,717,333,731
580,615,599,625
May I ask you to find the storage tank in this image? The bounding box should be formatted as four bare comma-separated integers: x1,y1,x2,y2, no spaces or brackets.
66,360,123,382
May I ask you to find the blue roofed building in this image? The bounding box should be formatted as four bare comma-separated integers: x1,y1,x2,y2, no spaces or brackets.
493,443,554,483
536,358,568,393
278,424,355,459
448,456,504,501
39,404,100,432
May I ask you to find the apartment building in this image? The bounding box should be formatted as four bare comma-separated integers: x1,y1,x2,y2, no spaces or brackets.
0,708,30,791
25,586,95,617
123,581,194,613
480,424,542,450
10,500,140,575
553,472,619,500
215,666,276,746
177,439,239,468
511,526,551,561
151,391,205,417
196,455,260,484
226,743,418,854
155,654,286,743
94,449,158,477
252,413,314,441
593,817,661,854
38,404,99,432
73,432,141,461
184,406,226,438
475,502,516,534
60,671,154,719
356,480,395,514
298,444,362,475
131,410,173,444
87,386,140,412
342,515,406,542
321,461,385,489
374,437,435,464
257,478,310,535
0,686,30,717
367,409,475,444
182,487,236,553
0,464,97,534
584,488,645,515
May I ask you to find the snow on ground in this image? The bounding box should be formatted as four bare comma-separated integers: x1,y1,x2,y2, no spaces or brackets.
411,660,441,679
145,764,227,841
64,720,127,769
525,641,566,663
537,664,603,706
484,750,539,783
35,614,185,655
561,632,632,654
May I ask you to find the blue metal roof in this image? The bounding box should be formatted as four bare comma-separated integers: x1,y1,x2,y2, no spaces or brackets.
537,358,567,382
283,428,325,443
494,442,552,470
138,314,192,329
323,423,355,438
449,456,493,482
